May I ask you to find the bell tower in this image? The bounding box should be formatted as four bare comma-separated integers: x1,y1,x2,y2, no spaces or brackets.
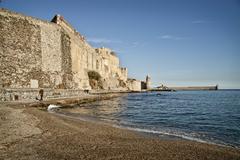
146,75,151,90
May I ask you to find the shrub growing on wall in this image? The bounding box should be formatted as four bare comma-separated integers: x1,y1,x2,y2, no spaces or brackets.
88,71,103,89
88,71,101,81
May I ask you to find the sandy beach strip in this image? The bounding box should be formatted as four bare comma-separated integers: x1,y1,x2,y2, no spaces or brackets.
0,96,240,160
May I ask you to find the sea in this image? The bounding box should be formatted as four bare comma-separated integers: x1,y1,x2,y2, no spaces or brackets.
51,90,240,148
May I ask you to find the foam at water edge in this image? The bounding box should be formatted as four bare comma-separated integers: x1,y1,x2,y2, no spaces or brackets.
112,124,233,148
48,107,238,149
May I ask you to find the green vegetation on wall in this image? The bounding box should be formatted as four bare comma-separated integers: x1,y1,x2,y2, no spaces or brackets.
88,71,103,89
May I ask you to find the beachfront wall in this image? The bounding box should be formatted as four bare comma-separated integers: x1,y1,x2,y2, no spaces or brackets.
0,9,128,92
0,88,89,101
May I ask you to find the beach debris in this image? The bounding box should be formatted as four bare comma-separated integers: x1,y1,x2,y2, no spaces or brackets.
47,104,61,111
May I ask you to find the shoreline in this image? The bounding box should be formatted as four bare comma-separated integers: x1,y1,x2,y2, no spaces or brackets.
1,95,240,159
52,106,239,150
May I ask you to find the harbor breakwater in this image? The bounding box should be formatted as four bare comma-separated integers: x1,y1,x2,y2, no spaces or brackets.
168,85,218,91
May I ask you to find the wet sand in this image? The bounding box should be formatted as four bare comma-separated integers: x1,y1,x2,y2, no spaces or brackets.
0,97,240,160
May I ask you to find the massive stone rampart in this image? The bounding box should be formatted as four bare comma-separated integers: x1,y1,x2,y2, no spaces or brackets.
0,9,70,89
0,8,130,93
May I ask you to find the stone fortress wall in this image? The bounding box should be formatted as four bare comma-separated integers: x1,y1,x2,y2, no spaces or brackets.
0,8,146,101
0,9,72,90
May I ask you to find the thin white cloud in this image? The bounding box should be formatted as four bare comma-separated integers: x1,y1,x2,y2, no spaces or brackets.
131,41,139,47
87,37,122,44
158,35,187,40
160,35,173,39
192,20,206,24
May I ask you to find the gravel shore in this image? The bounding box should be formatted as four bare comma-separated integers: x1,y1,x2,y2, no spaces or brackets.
0,97,240,160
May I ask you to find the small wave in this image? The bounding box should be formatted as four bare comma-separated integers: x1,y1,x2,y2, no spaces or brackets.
48,106,239,148
47,104,61,111
48,109,238,148
112,125,226,146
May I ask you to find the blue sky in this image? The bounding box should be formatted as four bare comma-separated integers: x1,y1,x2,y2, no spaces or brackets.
1,0,240,88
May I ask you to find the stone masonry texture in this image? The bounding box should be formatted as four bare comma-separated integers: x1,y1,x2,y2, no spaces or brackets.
0,8,141,101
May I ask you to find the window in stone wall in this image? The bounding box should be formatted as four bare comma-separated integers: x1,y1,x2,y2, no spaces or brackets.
96,60,99,70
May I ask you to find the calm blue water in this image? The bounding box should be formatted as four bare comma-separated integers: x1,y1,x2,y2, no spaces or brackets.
58,90,240,148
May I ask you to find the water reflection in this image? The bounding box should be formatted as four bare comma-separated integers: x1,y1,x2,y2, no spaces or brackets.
61,96,127,121
57,91,240,147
